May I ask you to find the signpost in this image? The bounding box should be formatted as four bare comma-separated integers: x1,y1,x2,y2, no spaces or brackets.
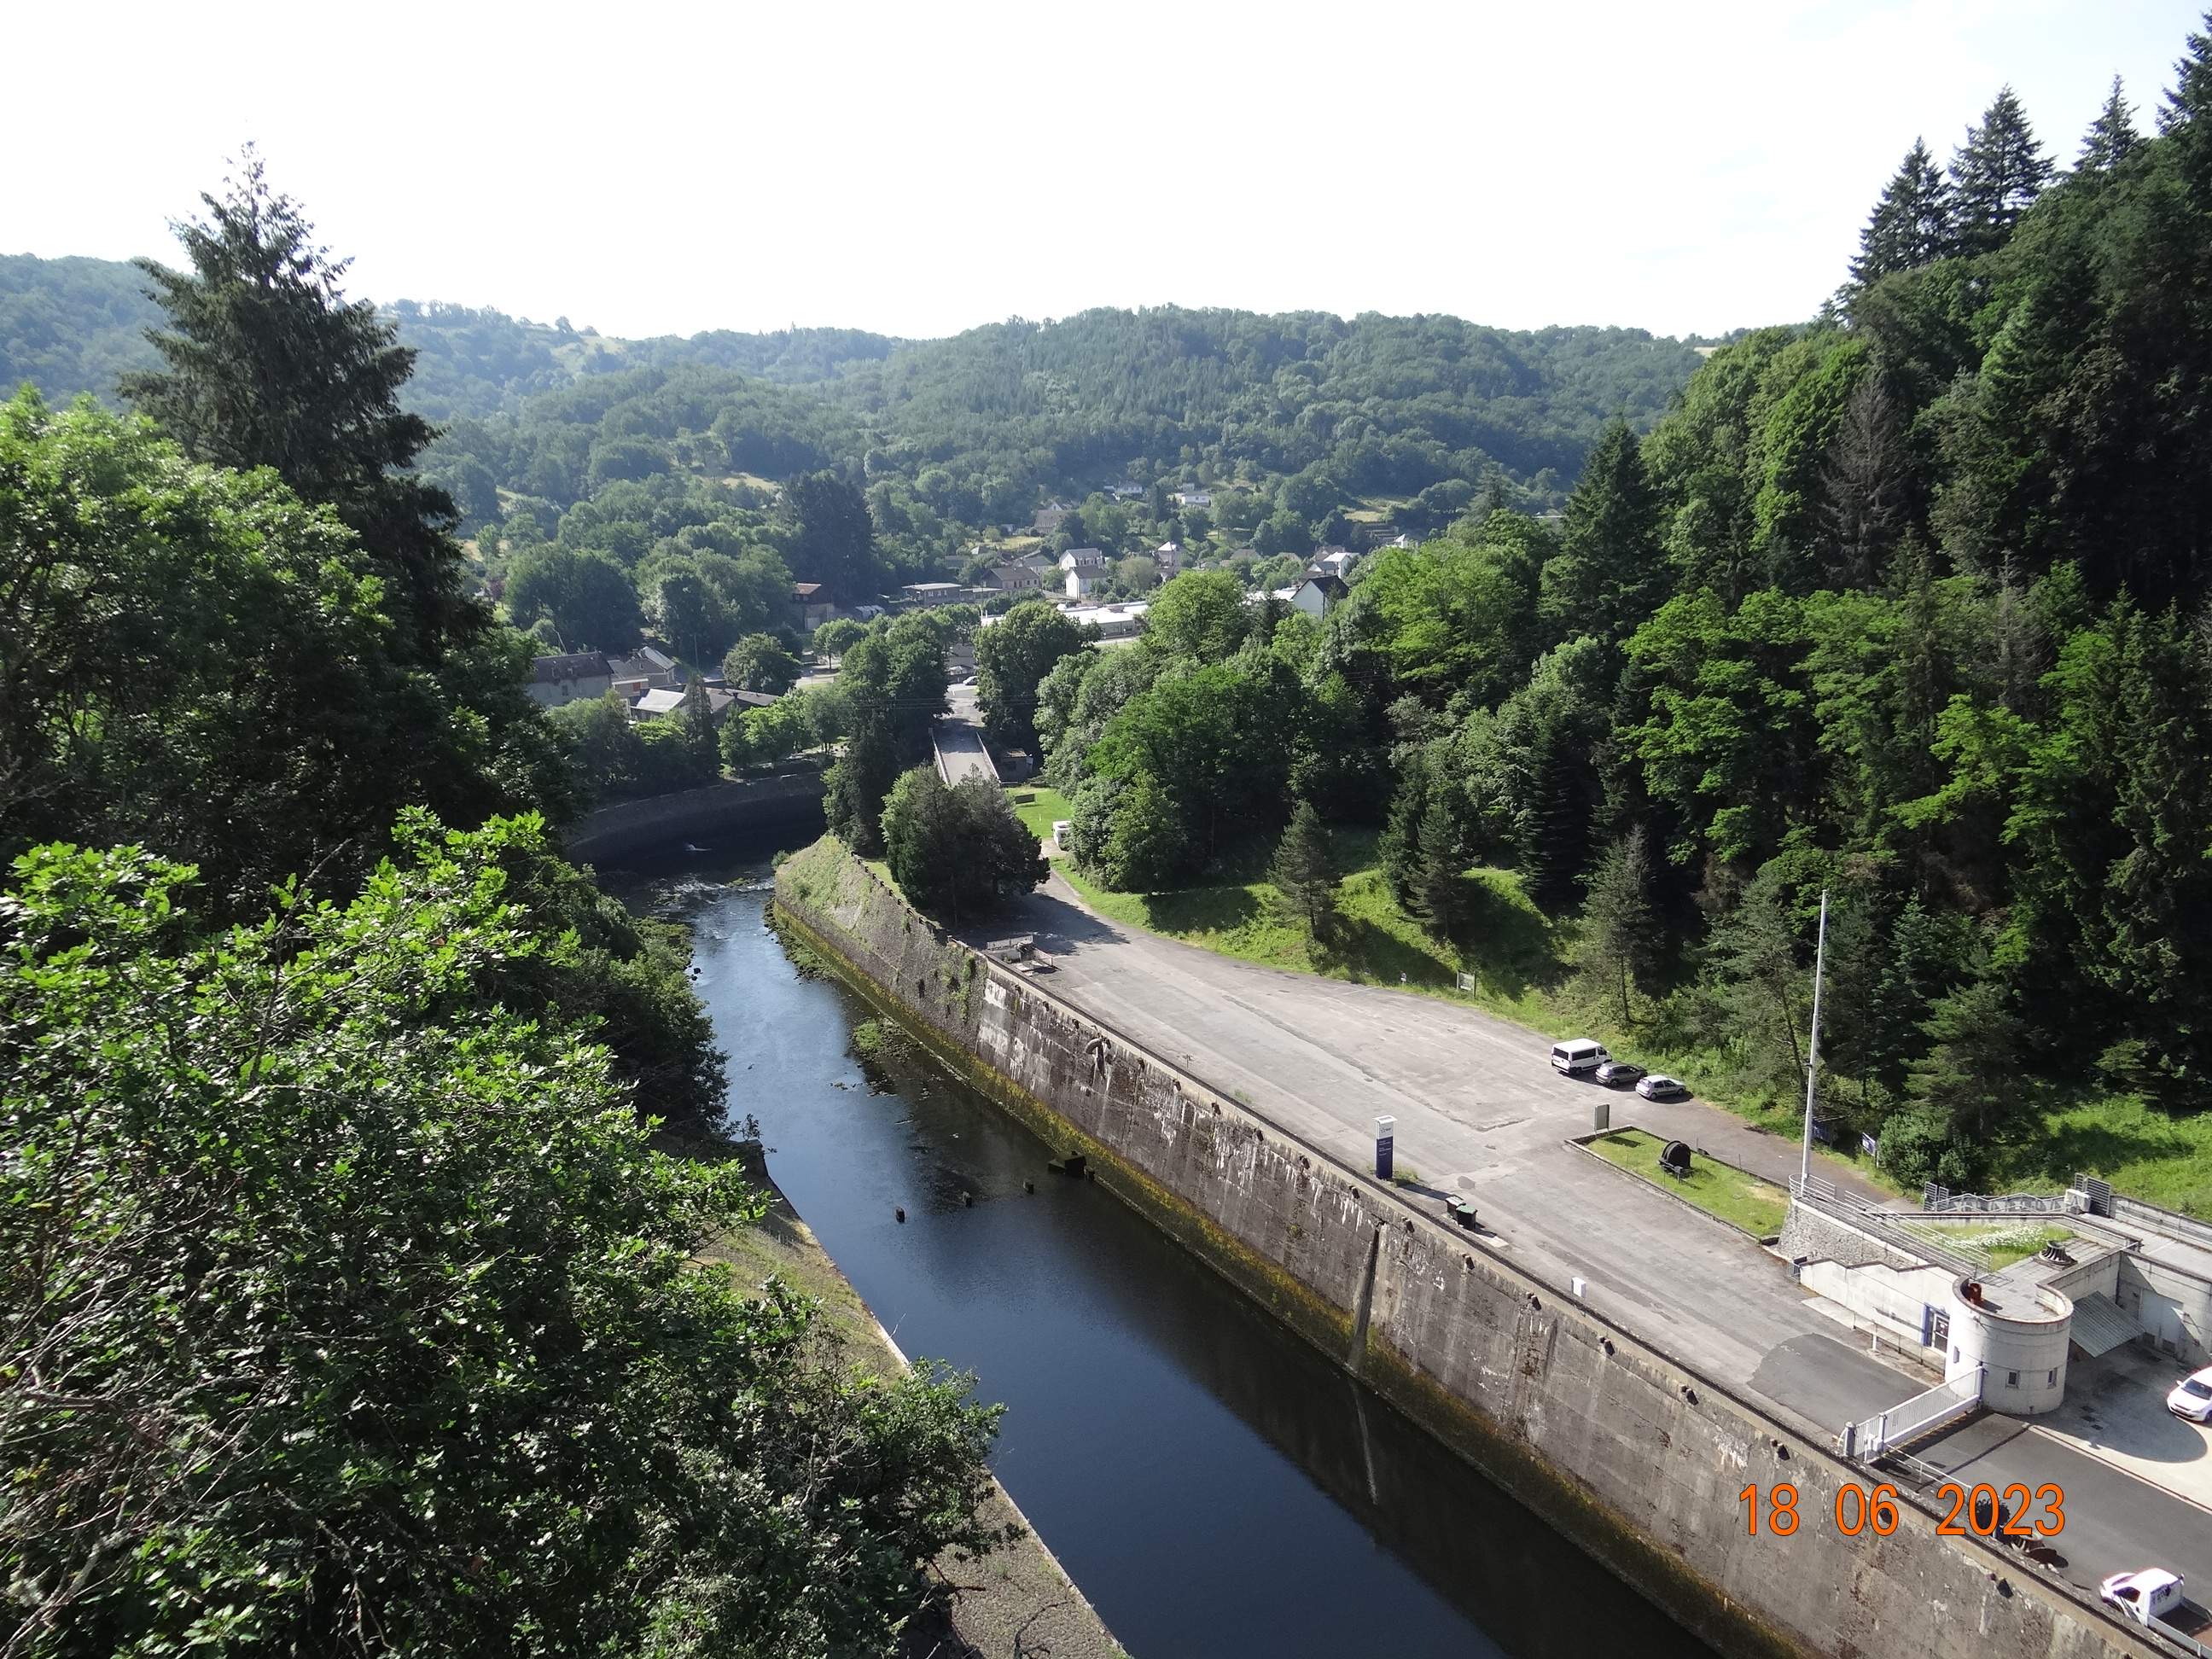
1375,1115,1396,1182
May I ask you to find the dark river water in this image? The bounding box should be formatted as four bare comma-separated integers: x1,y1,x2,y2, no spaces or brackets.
609,847,1714,1659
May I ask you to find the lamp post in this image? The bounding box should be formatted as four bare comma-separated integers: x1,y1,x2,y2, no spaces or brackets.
1799,889,1830,1190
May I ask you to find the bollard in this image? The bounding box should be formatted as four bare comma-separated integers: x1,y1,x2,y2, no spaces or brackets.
894,1208,905,1223
1593,1096,1610,1132
1376,1115,1396,1182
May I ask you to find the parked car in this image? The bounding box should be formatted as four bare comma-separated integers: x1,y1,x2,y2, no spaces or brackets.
2100,1569,2212,1640
2168,1366,2212,1423
1551,1039,1609,1076
1595,1061,1645,1087
1636,1074,1689,1101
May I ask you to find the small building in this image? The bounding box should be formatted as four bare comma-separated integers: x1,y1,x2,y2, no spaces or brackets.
1057,547,1106,571
527,651,612,708
1286,574,1348,618
1312,546,1360,579
1033,499,1075,535
901,581,965,607
1173,486,1213,509
607,644,680,700
1154,540,1185,574
990,563,1044,592
1065,568,1106,599
1105,481,1145,499
792,583,835,630
632,685,739,724
1059,600,1150,639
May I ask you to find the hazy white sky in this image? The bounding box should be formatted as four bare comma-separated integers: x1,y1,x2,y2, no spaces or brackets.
9,0,2203,342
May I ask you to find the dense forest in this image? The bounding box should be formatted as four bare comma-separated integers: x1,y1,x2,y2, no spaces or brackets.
1,163,1005,1655
4,248,1713,631
916,42,2212,1213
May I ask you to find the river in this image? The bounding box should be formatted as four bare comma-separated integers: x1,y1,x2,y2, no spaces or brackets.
611,848,1717,1659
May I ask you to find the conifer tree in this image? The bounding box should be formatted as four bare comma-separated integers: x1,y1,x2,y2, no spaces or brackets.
1269,800,1338,952
1412,794,1467,942
121,150,470,665
2077,77,2142,172
1547,418,1661,645
1579,827,1655,1026
1850,140,1953,282
1947,88,2053,257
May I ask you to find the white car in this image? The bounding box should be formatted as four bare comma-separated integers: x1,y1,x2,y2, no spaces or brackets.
2169,1366,2212,1423
1635,1074,1689,1101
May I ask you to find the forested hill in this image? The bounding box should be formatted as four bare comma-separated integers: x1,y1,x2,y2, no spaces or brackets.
2,251,1712,538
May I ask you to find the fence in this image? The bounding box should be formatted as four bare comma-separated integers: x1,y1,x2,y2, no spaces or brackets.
1921,1186,2080,1216
1792,1175,1982,1278
1842,1366,1982,1460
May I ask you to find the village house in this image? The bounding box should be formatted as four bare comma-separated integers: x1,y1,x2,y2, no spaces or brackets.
1032,499,1075,535
526,651,612,708
606,645,680,700
791,583,835,630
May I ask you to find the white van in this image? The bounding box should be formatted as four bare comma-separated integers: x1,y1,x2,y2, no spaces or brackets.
1551,1039,1609,1076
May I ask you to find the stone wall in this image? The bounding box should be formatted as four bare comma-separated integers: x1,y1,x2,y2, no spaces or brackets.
773,836,2157,1659
563,772,824,863
1778,1202,1925,1272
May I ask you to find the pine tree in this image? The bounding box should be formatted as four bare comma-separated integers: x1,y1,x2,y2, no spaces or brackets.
1948,88,2053,258
2161,14,2212,133
1269,800,1339,952
1579,827,1655,1026
1412,794,1467,942
120,150,470,665
1548,418,1661,644
1379,760,1430,910
1850,140,1953,282
2078,77,2142,172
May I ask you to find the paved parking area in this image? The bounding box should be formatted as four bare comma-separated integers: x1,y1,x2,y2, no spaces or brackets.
2036,1345,2212,1516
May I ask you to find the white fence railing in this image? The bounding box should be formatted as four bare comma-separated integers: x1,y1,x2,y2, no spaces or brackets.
1921,1187,2080,1215
1842,1367,1982,1460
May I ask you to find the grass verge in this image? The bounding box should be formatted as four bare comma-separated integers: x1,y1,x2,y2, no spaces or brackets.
1583,1129,1792,1237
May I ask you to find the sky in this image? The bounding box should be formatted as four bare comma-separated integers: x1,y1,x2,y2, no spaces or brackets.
9,0,2205,343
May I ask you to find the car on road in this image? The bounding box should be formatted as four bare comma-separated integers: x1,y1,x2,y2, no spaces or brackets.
1635,1074,1689,1101
2100,1569,2212,1639
1595,1061,1645,1087
2168,1366,2212,1423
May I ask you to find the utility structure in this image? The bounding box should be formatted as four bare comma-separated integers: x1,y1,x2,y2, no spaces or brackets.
1798,889,1830,1187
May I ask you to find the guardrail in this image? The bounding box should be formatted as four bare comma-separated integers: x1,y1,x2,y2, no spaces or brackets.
1842,1366,1982,1460
1792,1175,1983,1278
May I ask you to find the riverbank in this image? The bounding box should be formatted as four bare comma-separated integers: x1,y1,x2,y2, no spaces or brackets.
699,1136,1126,1659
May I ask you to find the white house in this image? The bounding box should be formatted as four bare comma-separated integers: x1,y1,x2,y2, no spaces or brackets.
1065,567,1106,599
1312,546,1360,579
1057,547,1106,570
1256,575,1348,619
1173,486,1213,509
1154,540,1185,574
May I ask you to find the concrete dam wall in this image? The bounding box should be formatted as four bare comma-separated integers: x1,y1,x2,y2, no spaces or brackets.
563,772,824,864
772,837,2157,1659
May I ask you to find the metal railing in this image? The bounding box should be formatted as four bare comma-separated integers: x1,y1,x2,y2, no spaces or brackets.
1792,1175,1982,1277
1842,1366,1982,1460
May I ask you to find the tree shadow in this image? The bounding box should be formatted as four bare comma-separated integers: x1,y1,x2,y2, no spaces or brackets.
1145,883,1263,935
1456,870,1566,999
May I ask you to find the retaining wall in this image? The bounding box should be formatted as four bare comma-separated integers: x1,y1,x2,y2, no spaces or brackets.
773,837,2158,1659
563,772,824,862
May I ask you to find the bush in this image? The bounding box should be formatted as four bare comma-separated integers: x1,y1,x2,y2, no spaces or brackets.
0,822,1007,1657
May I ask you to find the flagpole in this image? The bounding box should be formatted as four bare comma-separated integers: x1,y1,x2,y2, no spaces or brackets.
1799,889,1830,1189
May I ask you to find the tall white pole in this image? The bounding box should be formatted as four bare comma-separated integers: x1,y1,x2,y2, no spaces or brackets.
1799,889,1831,1190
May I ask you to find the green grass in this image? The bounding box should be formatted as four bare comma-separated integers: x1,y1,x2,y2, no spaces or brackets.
993,798,2212,1220
1585,1129,1793,1237
1010,787,1075,843
1893,1219,2074,1271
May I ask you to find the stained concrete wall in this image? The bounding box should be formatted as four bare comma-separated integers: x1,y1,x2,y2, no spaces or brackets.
773,838,2158,1659
562,772,824,863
